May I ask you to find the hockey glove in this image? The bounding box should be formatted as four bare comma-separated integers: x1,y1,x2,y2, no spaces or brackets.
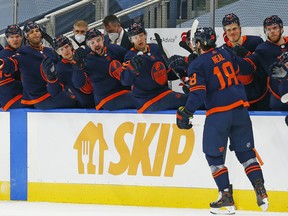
176,106,193,129
181,83,190,94
168,55,188,69
233,45,250,57
129,55,143,76
187,53,198,63
73,47,86,69
270,61,288,80
42,57,57,82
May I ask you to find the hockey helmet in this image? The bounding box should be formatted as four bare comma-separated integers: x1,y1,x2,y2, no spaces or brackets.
85,28,103,42
23,21,42,37
263,15,283,29
127,22,146,36
53,35,71,50
222,13,240,27
5,24,22,38
194,27,216,47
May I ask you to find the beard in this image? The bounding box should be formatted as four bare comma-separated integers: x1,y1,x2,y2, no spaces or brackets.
269,34,282,44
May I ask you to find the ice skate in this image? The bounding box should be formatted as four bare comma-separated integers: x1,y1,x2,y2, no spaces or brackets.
254,179,269,211
210,184,236,215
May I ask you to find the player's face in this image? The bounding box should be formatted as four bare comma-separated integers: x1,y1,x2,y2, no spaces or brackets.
265,24,282,43
130,33,146,51
7,34,22,49
104,22,121,34
58,44,73,60
224,23,241,43
87,36,104,55
26,28,42,46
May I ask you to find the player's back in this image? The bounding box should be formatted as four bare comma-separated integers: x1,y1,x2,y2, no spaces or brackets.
189,47,249,115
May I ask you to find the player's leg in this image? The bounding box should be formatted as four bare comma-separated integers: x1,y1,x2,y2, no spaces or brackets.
144,91,188,112
203,112,235,215
206,154,236,215
235,150,268,211
34,91,77,110
230,107,268,211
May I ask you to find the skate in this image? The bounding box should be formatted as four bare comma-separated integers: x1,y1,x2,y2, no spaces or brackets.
210,184,236,215
254,179,269,211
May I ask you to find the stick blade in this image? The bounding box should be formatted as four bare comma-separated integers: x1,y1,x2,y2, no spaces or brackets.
281,93,288,103
190,18,199,44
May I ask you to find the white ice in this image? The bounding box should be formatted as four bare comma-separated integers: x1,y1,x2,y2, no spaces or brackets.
0,201,287,216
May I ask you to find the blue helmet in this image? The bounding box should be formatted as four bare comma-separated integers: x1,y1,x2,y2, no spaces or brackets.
194,27,216,47
53,35,71,50
23,21,42,37
263,15,283,29
85,28,102,42
5,24,22,38
127,22,146,36
222,13,240,27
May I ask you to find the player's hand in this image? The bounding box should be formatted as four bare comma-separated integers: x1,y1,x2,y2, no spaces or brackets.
168,55,187,68
182,83,190,94
233,45,250,57
129,55,143,76
176,106,193,129
271,65,288,80
270,59,288,80
187,53,198,63
42,57,57,82
73,47,86,68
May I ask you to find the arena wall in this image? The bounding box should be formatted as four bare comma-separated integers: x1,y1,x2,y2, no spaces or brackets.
0,109,287,213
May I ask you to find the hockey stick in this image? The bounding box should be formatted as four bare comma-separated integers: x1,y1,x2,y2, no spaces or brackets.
190,18,199,46
41,31,54,48
154,33,168,59
154,33,189,88
179,41,194,54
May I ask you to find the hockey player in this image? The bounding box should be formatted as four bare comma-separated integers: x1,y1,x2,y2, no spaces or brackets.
0,25,24,110
72,28,135,110
0,24,32,111
176,27,268,214
41,35,94,108
248,15,288,110
0,21,77,109
121,22,188,113
221,13,269,111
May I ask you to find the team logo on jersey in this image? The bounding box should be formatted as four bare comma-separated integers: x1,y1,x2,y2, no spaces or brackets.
109,60,122,80
151,61,167,85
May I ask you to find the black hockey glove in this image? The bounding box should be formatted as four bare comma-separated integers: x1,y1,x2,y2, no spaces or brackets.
168,55,188,69
42,57,57,82
129,55,143,76
233,45,250,57
187,53,198,63
181,82,190,94
176,106,193,129
73,47,86,69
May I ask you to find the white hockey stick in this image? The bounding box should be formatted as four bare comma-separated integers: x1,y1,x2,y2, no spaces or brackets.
190,18,199,46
